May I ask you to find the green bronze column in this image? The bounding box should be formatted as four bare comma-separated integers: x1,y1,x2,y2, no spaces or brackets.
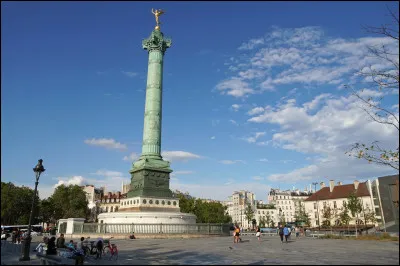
128,11,173,198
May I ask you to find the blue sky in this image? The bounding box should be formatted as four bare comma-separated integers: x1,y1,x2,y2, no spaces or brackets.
1,1,399,202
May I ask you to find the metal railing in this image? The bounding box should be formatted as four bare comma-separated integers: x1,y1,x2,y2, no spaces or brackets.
73,223,231,235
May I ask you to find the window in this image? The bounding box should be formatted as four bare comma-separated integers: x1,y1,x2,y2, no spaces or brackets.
315,212,318,218
290,206,292,210
333,201,337,209
258,211,260,214
314,203,317,209
262,211,264,214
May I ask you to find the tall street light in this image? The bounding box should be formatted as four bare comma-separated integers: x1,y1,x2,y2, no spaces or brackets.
20,159,45,261
312,182,320,231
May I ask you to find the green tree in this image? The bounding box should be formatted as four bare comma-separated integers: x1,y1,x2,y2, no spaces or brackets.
294,202,310,227
50,185,89,220
339,202,352,226
244,204,254,229
176,191,231,223
265,213,272,228
321,204,333,227
278,212,286,226
38,197,57,225
364,207,377,226
347,192,363,237
258,217,266,228
1,182,40,225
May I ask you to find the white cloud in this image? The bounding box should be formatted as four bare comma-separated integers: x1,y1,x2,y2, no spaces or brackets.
243,132,266,143
238,37,265,50
123,152,139,162
53,176,85,188
215,26,398,97
246,93,398,182
84,138,127,150
229,119,239,126
252,176,264,181
121,71,138,77
247,106,265,115
231,104,241,111
219,160,246,165
215,78,255,98
93,170,124,177
258,158,269,162
210,136,216,140
161,151,202,162
303,93,331,111
357,89,385,98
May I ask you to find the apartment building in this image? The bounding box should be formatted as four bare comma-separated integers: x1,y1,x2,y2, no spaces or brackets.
304,180,376,228
268,188,313,223
226,190,256,228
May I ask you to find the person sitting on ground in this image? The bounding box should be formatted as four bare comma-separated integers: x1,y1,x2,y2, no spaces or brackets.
34,236,48,253
56,233,66,248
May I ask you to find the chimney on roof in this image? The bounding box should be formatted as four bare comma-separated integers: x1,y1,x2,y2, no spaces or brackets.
108,192,112,197
329,180,335,193
117,191,121,198
337,181,342,186
354,180,360,190
320,182,325,189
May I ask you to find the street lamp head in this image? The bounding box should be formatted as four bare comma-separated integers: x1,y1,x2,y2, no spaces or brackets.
33,159,45,174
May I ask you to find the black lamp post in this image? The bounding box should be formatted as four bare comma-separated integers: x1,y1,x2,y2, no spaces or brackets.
20,159,45,261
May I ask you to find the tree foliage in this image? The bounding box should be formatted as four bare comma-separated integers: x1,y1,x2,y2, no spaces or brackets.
244,204,255,228
294,202,311,226
346,5,399,171
339,202,352,226
176,192,231,223
1,182,40,225
50,185,90,220
321,204,333,227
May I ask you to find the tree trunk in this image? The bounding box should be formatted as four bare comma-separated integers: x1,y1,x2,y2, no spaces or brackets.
355,217,358,238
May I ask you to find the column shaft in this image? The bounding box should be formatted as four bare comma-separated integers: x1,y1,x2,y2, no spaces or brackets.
141,50,163,156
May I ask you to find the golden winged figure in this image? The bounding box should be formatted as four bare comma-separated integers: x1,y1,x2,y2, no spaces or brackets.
151,8,165,28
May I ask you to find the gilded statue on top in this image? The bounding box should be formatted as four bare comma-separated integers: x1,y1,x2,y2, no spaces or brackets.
151,8,165,29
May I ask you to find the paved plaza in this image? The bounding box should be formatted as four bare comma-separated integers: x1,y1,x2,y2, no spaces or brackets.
2,235,399,265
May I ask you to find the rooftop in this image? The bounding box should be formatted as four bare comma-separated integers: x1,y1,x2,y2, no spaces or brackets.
304,182,370,201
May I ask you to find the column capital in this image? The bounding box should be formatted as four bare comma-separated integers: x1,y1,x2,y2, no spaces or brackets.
142,29,172,53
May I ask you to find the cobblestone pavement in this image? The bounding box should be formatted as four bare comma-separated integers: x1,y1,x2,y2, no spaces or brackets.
1,235,399,265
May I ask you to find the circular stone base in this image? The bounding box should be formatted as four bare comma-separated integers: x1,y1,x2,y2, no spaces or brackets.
98,211,196,225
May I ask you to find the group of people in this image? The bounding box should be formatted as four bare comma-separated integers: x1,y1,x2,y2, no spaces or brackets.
232,224,304,244
33,233,105,265
10,230,24,244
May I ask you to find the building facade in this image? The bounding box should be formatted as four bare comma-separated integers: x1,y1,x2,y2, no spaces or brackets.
370,174,399,232
268,188,313,224
226,190,256,228
304,180,376,228
82,185,104,209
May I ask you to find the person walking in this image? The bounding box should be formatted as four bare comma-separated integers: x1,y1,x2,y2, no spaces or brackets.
283,226,290,242
278,225,284,243
256,226,261,241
